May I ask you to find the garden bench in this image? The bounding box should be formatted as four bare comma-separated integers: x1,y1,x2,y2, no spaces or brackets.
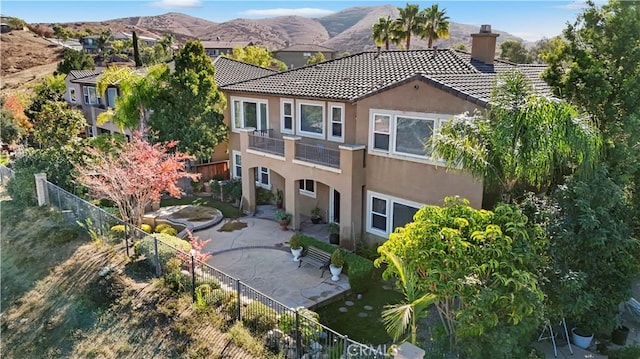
298,246,330,278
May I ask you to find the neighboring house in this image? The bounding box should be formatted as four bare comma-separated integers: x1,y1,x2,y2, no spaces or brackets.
79,35,100,54
273,44,338,69
201,39,254,57
63,56,275,169
218,25,551,247
64,68,126,138
114,32,157,46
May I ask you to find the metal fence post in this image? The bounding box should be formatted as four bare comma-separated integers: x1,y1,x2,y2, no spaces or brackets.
190,254,196,303
124,224,130,257
235,279,242,322
295,310,301,359
153,236,161,277
56,186,62,209
343,335,349,358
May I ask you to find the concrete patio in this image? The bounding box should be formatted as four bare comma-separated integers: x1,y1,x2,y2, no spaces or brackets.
197,216,350,309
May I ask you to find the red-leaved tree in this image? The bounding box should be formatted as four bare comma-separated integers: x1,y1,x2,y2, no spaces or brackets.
75,132,199,226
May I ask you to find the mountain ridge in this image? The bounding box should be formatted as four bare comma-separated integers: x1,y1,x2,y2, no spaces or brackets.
33,5,526,53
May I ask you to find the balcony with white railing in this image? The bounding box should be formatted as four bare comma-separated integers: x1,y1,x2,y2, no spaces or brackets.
240,128,365,174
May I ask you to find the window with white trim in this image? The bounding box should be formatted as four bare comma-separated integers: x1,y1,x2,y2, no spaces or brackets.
83,86,98,105
328,103,344,142
231,97,268,132
372,114,390,151
369,110,452,160
232,151,242,179
281,99,294,134
366,191,422,237
299,179,316,198
107,88,118,108
254,167,270,189
297,101,325,139
68,88,77,103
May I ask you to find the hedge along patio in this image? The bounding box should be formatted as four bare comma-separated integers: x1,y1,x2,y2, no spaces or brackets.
37,178,379,358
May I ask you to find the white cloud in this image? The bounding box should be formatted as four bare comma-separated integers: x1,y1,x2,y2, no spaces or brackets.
240,8,335,18
151,0,202,9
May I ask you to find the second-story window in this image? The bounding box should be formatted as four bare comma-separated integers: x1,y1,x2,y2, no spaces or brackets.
83,86,98,105
107,88,118,108
281,99,294,134
328,103,344,142
231,97,268,132
297,100,325,139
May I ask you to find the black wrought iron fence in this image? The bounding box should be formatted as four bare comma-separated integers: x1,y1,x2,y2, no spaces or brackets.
41,178,380,359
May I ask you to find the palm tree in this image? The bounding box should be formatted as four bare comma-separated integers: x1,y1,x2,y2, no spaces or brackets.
380,247,436,345
432,71,602,203
96,64,168,132
393,3,422,50
419,4,450,48
372,16,395,50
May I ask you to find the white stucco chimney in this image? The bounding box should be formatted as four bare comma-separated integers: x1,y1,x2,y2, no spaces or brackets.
471,24,499,65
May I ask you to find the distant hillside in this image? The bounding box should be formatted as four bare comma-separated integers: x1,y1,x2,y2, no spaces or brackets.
35,4,526,53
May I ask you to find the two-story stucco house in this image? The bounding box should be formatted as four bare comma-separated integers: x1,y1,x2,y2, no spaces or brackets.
218,25,551,248
273,44,338,69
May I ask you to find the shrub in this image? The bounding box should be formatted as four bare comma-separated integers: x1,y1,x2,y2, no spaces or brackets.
209,288,235,308
163,257,190,293
330,249,345,267
279,308,321,342
298,235,374,293
222,178,242,203
289,233,301,249
155,223,178,236
140,224,152,233
241,301,278,335
195,284,213,309
608,344,640,359
134,233,191,272
256,187,273,205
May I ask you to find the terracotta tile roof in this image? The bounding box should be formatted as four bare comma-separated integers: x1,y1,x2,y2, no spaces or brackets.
68,57,275,87
221,49,553,106
212,56,276,86
274,44,337,53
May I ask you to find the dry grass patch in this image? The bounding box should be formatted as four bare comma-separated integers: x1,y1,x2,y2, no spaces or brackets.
217,219,248,232
171,205,219,222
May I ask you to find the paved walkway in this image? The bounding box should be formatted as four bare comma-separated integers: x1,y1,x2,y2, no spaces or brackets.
197,217,350,309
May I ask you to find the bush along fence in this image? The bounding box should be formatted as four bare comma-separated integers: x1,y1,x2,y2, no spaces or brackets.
30,173,383,359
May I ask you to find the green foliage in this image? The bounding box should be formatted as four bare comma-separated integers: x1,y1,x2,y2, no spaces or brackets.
0,108,20,144
306,52,326,65
372,16,396,50
31,100,87,148
288,233,301,249
499,40,533,63
241,301,278,335
542,0,640,231
375,196,547,357
148,40,227,161
545,167,640,331
25,74,66,127
154,223,178,236
255,187,273,205
226,45,287,70
298,235,374,293
163,257,190,293
419,4,450,48
222,178,242,203
6,145,84,205
134,233,192,272
56,49,95,75
433,71,601,203
274,210,291,222
195,284,214,309
330,249,345,267
608,344,640,359
278,308,321,342
379,248,435,344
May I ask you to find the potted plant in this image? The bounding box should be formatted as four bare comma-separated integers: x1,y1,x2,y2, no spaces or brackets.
328,222,339,245
289,233,303,261
275,210,292,230
310,205,322,224
274,189,284,209
571,324,594,349
329,249,345,281
612,314,630,346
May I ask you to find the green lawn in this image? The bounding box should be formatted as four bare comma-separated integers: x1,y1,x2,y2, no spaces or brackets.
160,196,244,219
315,268,402,345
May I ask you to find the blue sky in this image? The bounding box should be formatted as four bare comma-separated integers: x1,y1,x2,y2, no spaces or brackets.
1,0,592,41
